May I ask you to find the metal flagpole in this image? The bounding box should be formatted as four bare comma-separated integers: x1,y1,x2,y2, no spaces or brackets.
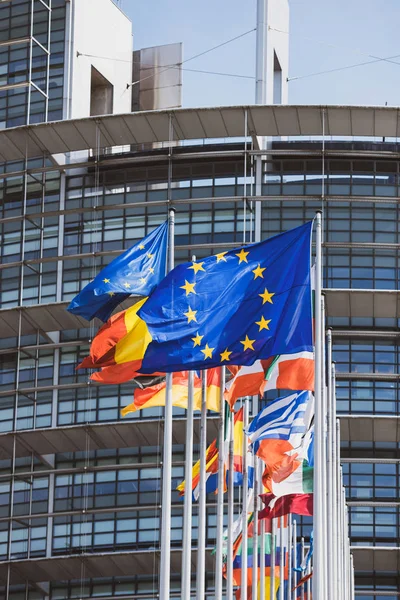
181,369,194,599
306,555,312,600
196,370,208,600
326,327,334,600
215,367,226,600
252,458,259,600
227,411,234,600
270,518,276,600
182,254,197,600
159,208,175,600
292,518,297,600
339,468,345,600
259,505,266,600
312,210,323,600
300,537,305,600
350,554,355,600
331,362,338,598
287,515,292,600
321,295,328,599
279,516,284,600
241,399,249,600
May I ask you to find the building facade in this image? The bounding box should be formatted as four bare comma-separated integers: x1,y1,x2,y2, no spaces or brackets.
0,2,399,600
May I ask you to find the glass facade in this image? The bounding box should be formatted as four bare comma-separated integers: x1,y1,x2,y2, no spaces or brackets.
0,141,398,598
1,141,400,596
0,0,66,127
0,3,399,598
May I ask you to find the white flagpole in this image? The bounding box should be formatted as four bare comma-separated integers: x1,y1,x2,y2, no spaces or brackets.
339,467,345,600
181,370,194,599
270,518,276,600
326,327,334,600
300,537,305,600
306,555,312,600
350,553,355,600
227,412,234,600
215,367,226,600
259,505,266,600
331,362,338,598
321,295,328,599
196,370,207,600
252,457,259,600
292,518,297,600
241,399,249,600
279,516,284,600
159,208,175,600
287,515,292,600
312,210,323,600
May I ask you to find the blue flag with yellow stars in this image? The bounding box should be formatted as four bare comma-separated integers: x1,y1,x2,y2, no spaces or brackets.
137,221,313,373
67,220,168,322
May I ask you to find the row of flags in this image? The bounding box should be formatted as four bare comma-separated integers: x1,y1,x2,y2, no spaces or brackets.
66,219,316,598
69,219,313,375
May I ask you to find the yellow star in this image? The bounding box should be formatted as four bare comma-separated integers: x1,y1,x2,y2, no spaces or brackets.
139,244,145,250
216,252,228,263
147,253,154,259
255,316,271,331
252,264,266,280
220,348,232,362
140,277,146,284
123,282,131,289
103,278,110,284
201,343,214,360
192,332,204,347
188,261,205,274
236,248,249,264
259,288,275,305
180,280,196,296
149,267,155,274
107,291,115,297
184,306,197,324
240,335,255,351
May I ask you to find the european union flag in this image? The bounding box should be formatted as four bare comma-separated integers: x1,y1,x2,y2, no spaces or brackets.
138,221,313,373
67,221,168,322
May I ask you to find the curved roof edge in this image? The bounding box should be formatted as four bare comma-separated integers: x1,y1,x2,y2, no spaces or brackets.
1,104,400,162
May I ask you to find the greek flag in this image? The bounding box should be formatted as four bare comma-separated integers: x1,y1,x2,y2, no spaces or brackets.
246,390,314,448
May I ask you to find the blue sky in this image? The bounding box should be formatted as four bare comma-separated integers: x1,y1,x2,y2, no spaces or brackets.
120,0,400,108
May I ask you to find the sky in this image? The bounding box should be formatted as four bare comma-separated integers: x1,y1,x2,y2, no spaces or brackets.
118,0,400,109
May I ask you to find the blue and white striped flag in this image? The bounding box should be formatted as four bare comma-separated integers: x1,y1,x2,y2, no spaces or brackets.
246,390,314,450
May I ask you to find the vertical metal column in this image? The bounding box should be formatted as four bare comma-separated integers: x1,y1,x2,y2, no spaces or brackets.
227,413,234,600
240,399,249,600
215,367,226,600
196,371,207,600
27,0,34,124
270,517,276,600
159,116,175,600
181,369,194,599
159,209,175,600
312,211,324,599
44,0,52,121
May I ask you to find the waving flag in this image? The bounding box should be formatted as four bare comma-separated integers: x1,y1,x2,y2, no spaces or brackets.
78,299,151,381
177,439,219,501
263,461,314,497
247,391,314,447
121,369,221,416
247,391,314,483
177,406,252,499
259,493,313,519
225,351,314,408
126,222,313,373
67,221,168,322
232,406,254,488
